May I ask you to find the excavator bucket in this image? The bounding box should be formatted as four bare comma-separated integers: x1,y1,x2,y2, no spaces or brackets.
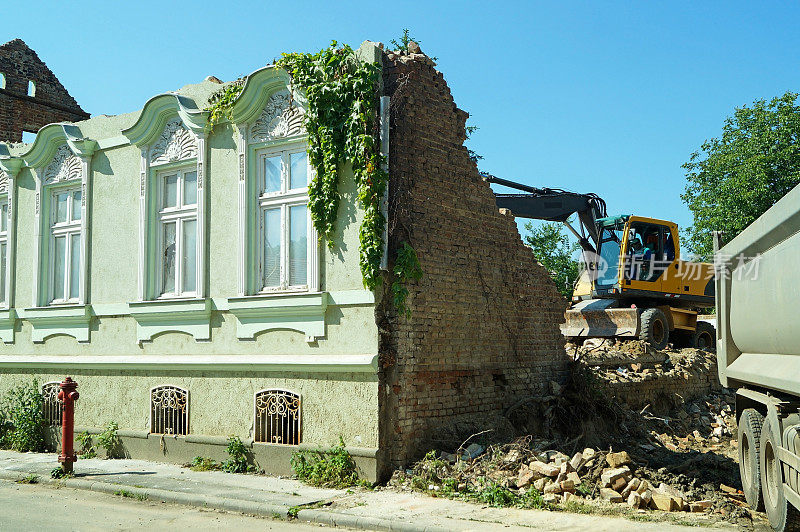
560,299,639,339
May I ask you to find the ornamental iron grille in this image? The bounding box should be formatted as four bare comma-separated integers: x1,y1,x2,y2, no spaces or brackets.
254,389,301,445
150,385,189,435
41,382,62,426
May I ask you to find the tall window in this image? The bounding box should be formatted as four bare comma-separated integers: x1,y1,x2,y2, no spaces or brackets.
49,188,81,303
258,145,311,292
0,199,7,306
157,168,197,297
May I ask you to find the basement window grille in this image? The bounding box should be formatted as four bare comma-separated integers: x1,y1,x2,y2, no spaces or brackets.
41,382,62,426
254,389,301,445
150,385,189,435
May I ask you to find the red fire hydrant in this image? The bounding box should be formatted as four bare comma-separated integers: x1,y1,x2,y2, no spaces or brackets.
57,377,79,473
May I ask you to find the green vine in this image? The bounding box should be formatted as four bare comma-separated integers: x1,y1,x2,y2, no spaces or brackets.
392,242,422,318
205,40,422,312
205,81,244,132
277,41,387,289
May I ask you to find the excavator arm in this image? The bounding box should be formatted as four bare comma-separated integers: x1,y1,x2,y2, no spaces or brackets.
483,174,608,253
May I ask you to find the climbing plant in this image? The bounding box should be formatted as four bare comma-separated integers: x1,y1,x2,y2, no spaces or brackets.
205,41,422,312
276,41,388,290
205,81,244,132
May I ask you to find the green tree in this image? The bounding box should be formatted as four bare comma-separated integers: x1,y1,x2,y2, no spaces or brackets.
523,221,580,298
682,91,800,259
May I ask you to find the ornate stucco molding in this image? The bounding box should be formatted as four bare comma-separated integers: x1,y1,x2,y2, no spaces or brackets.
149,119,198,165
43,144,83,184
250,90,305,143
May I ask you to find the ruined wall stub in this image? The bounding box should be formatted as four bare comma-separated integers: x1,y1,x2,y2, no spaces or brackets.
377,47,570,473
0,39,89,142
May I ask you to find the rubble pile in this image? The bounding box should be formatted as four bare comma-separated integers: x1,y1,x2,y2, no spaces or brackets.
390,341,756,525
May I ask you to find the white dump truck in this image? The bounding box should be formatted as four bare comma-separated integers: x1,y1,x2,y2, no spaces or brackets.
716,182,800,531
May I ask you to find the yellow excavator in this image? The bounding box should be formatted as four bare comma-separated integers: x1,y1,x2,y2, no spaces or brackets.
485,174,715,350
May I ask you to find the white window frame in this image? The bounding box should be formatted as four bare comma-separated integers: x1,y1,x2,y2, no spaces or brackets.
47,186,82,304
255,143,315,294
155,166,199,299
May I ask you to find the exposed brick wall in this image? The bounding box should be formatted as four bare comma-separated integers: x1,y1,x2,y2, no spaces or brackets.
0,39,88,142
377,49,570,475
593,350,722,412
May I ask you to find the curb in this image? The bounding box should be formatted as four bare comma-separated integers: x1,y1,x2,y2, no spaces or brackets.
0,469,444,532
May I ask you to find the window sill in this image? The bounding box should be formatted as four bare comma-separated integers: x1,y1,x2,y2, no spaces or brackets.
0,308,16,343
128,298,212,343
227,292,328,343
23,304,92,343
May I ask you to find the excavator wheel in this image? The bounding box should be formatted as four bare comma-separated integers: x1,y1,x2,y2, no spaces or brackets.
639,308,669,350
692,321,716,351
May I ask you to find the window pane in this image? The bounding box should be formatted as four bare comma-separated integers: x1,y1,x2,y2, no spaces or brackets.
183,171,197,206
263,208,281,288
71,190,82,221
264,156,281,194
162,222,176,294
55,193,69,223
289,205,307,286
0,242,6,303
163,174,178,208
53,236,66,300
182,219,197,293
0,203,7,233
290,152,308,189
69,233,80,300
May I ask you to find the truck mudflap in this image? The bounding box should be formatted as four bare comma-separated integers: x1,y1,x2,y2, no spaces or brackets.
560,299,639,338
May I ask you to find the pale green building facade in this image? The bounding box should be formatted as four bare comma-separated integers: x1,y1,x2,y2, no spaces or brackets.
0,45,383,477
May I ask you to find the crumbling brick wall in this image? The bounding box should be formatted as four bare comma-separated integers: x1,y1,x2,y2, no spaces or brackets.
0,39,88,142
594,350,722,412
377,48,570,475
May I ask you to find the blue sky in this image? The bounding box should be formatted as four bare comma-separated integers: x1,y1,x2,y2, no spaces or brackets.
5,1,799,237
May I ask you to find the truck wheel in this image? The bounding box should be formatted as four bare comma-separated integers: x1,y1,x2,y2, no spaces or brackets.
739,409,765,511
692,321,716,351
639,308,669,350
760,417,800,531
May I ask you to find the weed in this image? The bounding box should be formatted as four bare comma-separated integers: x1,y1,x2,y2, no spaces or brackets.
50,466,71,479
98,421,123,458
1,381,46,452
290,437,369,489
287,506,300,519
221,436,255,473
114,489,148,501
188,456,221,471
575,481,592,497
15,474,39,484
270,511,282,520
77,431,96,459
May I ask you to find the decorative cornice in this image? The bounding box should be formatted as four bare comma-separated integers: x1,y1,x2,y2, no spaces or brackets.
250,89,305,142
229,66,305,126
43,144,82,184
149,119,198,165
122,94,207,147
21,124,96,168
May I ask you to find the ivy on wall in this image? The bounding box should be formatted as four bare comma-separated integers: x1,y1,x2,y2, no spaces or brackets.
206,41,421,313
276,42,388,290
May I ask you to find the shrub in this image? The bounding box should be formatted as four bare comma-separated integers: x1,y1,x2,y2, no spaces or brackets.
221,436,254,473
290,437,368,489
97,421,122,458
77,431,96,459
1,381,46,452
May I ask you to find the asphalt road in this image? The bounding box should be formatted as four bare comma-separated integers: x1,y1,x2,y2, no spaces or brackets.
0,480,341,532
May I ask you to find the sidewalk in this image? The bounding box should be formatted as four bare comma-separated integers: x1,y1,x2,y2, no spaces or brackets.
0,450,734,531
